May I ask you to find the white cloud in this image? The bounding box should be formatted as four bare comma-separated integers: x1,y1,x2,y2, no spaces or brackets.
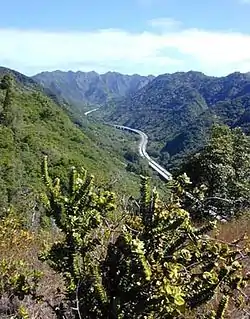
149,18,182,30
1,24,250,76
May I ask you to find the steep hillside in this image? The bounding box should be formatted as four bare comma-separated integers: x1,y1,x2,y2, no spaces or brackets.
0,67,145,218
33,70,154,109
105,71,250,168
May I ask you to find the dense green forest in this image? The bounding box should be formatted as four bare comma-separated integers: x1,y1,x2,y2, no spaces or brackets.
0,68,155,221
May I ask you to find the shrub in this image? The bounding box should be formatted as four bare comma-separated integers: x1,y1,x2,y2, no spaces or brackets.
40,158,250,318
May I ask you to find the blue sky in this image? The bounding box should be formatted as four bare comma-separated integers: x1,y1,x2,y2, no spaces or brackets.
1,0,250,75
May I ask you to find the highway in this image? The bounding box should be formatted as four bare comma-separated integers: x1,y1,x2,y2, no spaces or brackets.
84,107,172,181
84,108,99,115
112,126,226,220
84,108,227,221
113,125,172,181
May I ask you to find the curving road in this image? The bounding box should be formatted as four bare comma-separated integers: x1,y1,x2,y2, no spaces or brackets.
84,108,100,115
84,108,172,181
113,125,172,181
112,126,227,220
84,108,227,220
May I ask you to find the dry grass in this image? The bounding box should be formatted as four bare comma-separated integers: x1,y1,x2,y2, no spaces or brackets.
1,212,250,318
0,215,64,318
211,214,250,319
215,214,250,243
184,215,250,319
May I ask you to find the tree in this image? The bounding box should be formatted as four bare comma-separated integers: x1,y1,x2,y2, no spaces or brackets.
124,150,140,163
180,124,250,219
0,74,12,90
231,127,250,200
40,157,250,318
0,74,14,126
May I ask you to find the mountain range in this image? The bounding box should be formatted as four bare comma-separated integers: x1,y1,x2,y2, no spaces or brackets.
6,66,250,172
103,70,250,168
33,70,154,108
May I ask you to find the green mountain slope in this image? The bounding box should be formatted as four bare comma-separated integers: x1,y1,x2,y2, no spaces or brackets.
104,71,250,169
33,70,154,109
0,67,144,217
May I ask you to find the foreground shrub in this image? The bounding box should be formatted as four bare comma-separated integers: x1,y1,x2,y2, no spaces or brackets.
40,157,250,318
0,211,65,318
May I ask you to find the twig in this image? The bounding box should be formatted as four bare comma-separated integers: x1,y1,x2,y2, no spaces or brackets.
75,280,83,319
125,224,140,233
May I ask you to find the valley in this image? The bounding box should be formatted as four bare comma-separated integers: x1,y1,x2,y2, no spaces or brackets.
0,67,157,215
2,1,250,317
35,69,250,171
101,71,250,169
85,105,172,181
1,65,250,319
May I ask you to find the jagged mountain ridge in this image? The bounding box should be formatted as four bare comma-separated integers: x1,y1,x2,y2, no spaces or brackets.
31,67,250,169
105,70,250,168
33,70,154,107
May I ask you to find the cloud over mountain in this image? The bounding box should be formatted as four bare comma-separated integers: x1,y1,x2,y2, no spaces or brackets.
1,21,250,75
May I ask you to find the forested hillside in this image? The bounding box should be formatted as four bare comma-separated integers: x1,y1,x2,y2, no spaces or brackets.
33,70,154,109
0,68,147,220
105,71,250,168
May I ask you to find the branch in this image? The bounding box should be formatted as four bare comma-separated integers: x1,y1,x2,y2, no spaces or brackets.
73,280,83,319
125,224,140,233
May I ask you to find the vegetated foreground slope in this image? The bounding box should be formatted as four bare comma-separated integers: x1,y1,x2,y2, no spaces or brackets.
0,67,142,218
105,70,250,168
33,70,154,109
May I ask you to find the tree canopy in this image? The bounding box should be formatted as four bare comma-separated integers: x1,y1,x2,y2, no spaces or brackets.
180,124,250,219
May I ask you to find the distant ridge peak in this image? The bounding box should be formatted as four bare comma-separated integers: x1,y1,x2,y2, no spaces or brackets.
33,69,154,107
